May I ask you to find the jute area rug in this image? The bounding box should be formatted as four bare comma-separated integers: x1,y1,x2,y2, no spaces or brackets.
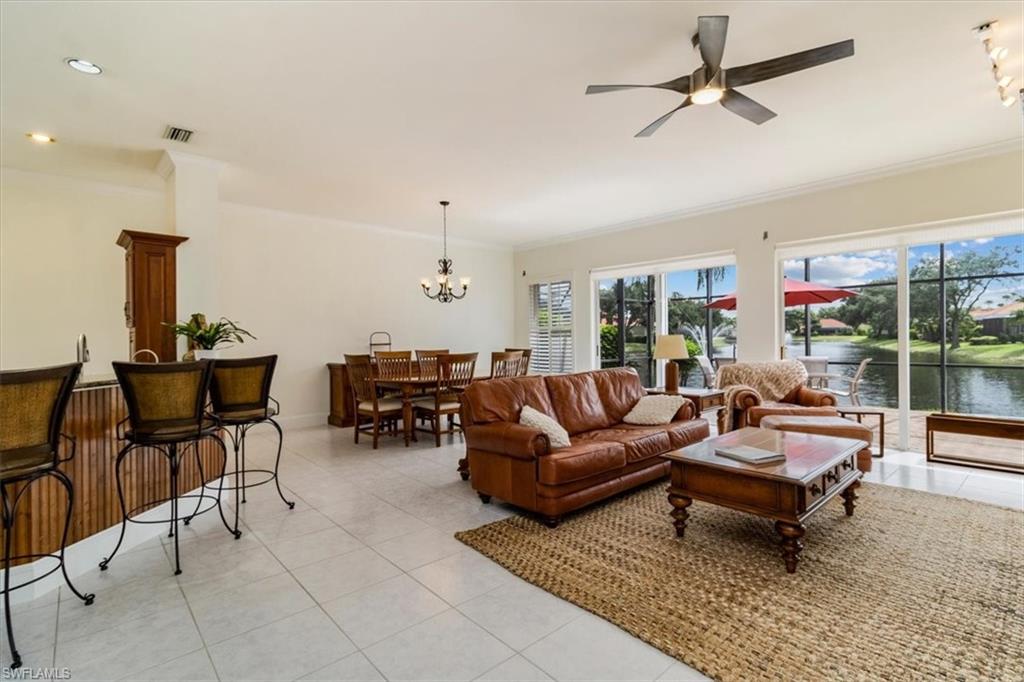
456,482,1023,681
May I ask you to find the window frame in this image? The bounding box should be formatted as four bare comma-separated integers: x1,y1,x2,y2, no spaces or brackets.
527,276,575,375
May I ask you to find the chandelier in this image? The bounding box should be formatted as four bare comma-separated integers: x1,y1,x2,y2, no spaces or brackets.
421,200,470,302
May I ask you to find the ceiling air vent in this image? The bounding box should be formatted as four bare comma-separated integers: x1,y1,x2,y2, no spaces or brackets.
162,125,194,143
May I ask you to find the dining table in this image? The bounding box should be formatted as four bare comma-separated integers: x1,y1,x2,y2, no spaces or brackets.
374,375,440,446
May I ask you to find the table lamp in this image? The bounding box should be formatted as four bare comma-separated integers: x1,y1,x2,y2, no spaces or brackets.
653,335,689,393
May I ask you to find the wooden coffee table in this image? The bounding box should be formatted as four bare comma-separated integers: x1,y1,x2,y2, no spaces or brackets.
664,427,864,573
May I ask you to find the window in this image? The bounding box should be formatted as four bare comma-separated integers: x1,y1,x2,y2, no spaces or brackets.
598,275,656,386
666,265,737,387
529,280,573,374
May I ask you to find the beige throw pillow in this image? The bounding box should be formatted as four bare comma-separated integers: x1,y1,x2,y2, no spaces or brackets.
519,405,571,449
623,395,687,425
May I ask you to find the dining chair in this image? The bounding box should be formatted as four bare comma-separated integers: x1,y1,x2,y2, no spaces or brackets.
1,363,95,670
798,356,830,388
821,358,872,406
415,349,450,380
346,354,404,449
505,348,532,376
489,351,523,379
413,352,477,446
374,350,413,380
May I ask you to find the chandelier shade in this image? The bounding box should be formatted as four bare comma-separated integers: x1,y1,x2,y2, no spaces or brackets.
421,200,470,303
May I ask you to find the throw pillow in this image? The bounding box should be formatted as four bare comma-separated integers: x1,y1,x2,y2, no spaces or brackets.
519,405,571,449
623,395,688,425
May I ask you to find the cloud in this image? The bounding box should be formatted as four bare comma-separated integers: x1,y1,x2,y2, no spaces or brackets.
808,253,896,286
974,237,993,244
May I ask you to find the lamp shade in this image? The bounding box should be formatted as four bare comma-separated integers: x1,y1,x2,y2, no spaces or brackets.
653,335,689,360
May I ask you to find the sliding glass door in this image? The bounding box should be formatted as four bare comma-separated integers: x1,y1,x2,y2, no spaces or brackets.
783,231,1022,469
598,275,657,386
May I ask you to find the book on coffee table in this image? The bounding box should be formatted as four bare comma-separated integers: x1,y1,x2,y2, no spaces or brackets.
714,444,786,465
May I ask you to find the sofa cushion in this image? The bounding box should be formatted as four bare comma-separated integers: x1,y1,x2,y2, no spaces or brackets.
537,441,627,486
545,367,645,435
519,405,570,448
574,426,671,463
617,419,709,449
462,375,556,424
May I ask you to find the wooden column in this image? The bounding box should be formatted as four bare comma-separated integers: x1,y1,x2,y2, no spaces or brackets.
117,230,188,362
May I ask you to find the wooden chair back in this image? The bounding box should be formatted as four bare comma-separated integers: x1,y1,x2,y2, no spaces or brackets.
344,354,377,403
505,348,532,376
439,353,478,394
415,349,450,380
490,351,523,379
375,350,413,380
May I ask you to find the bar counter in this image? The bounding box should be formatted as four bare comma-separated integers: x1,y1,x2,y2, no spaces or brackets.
3,377,222,565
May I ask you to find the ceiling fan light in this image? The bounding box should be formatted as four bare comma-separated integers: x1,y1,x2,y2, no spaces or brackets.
691,87,724,105
997,74,1014,88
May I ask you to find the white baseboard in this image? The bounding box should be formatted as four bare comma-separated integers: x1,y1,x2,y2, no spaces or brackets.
275,412,329,429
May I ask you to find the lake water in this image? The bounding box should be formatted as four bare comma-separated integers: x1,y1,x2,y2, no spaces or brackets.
785,341,1024,418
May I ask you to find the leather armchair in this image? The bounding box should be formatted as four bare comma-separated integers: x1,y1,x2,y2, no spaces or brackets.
718,384,838,433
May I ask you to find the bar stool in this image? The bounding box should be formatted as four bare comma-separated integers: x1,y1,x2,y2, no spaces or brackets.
101,361,238,578
198,356,293,532
1,363,94,670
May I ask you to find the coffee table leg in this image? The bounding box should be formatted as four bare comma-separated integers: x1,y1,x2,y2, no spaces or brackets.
841,481,859,516
774,521,805,574
668,491,692,538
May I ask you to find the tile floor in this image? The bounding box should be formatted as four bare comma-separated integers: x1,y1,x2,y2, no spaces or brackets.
3,423,1021,681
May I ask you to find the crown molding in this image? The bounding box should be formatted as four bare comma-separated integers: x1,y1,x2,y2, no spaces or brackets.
513,138,1023,252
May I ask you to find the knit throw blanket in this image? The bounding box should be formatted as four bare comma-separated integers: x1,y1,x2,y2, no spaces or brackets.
716,360,808,432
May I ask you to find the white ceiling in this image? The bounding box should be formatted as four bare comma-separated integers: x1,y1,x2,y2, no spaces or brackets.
1,1,1022,247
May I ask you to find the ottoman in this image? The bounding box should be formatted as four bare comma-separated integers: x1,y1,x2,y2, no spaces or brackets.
760,415,873,473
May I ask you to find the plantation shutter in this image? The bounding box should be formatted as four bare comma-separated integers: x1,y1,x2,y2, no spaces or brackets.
529,280,573,374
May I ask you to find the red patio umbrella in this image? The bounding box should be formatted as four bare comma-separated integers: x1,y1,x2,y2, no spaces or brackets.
704,277,858,310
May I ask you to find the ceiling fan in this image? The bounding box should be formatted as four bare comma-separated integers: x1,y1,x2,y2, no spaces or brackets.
586,16,854,136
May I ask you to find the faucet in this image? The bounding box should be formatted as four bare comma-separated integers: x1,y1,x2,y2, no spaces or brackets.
76,334,90,363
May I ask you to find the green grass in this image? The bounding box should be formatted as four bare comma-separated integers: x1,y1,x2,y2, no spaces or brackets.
851,337,1024,364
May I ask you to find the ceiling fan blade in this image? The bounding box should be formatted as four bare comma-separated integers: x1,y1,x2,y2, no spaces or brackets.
586,75,690,95
720,89,776,124
697,15,729,76
634,100,691,137
726,39,854,88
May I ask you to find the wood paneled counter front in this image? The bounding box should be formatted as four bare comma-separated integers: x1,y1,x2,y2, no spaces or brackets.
1,380,222,565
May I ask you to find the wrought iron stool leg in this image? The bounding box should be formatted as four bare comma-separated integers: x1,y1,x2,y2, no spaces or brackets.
2,484,22,670
99,446,132,571
212,434,241,539
169,444,181,576
183,442,204,526
50,470,95,606
239,425,247,505
268,419,295,509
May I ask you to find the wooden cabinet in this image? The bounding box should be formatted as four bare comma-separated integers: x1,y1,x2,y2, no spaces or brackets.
116,230,188,362
327,362,355,427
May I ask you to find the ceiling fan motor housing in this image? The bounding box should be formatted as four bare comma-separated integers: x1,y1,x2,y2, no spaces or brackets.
690,64,724,95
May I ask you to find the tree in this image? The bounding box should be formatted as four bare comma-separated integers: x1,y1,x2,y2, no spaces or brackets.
910,245,1020,348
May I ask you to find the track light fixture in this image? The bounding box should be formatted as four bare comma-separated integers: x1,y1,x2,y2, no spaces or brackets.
973,21,1018,109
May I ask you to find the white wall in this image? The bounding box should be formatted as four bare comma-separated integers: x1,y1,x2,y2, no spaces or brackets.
0,168,166,373
513,149,1024,370
0,167,515,422
216,202,513,420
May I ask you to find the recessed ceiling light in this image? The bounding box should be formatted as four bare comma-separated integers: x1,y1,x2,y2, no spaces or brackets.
26,132,55,143
65,58,102,75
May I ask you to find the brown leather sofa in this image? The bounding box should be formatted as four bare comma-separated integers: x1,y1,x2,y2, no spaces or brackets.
718,384,838,433
460,367,709,526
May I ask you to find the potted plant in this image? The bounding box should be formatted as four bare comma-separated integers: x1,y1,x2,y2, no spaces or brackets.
166,313,256,360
